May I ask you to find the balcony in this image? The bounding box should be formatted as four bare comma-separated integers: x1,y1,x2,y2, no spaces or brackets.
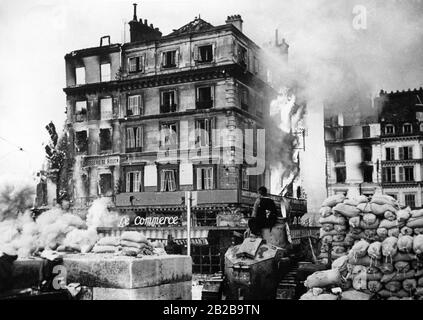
196,100,213,110
160,104,177,114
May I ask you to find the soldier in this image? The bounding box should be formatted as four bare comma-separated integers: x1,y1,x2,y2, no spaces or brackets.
248,186,278,236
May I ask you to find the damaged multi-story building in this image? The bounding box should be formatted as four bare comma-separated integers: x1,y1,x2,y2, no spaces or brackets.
63,5,304,273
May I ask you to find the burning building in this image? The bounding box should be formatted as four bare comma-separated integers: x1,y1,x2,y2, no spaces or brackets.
62,5,305,273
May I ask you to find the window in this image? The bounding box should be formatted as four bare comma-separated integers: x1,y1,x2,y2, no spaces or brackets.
237,45,247,67
128,56,145,73
362,126,370,138
386,147,395,160
160,122,178,149
256,96,263,118
159,168,178,192
363,166,373,183
100,63,111,82
196,167,214,190
161,50,177,68
196,86,213,109
197,45,213,63
335,149,345,163
75,101,87,122
253,56,260,74
126,171,142,193
417,112,423,121
405,194,416,208
160,90,177,113
99,129,112,151
126,126,143,152
100,98,113,119
127,95,143,116
75,131,88,153
240,87,249,111
195,118,213,147
75,67,85,85
336,167,346,183
383,167,396,183
399,146,413,160
403,123,413,134
399,166,414,182
385,124,395,135
99,173,113,196
242,168,249,190
362,147,372,162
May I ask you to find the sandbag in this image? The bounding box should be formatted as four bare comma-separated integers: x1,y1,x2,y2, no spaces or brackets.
363,213,377,225
380,263,394,274
406,217,423,229
347,232,366,241
121,231,148,244
333,203,361,218
343,199,360,206
366,271,383,282
304,269,343,289
379,219,402,230
377,228,388,239
394,261,410,273
368,241,382,260
381,270,415,283
320,229,346,238
352,270,367,291
341,290,371,300
371,195,398,207
388,228,400,238
384,211,396,221
348,255,381,268
321,224,334,232
360,219,380,230
378,289,405,298
382,237,398,258
334,224,347,232
415,228,423,235
351,240,370,258
332,234,345,242
385,281,402,292
120,240,150,250
397,235,413,253
416,287,423,296
393,252,417,262
397,208,411,222
403,279,417,292
322,235,333,244
332,255,349,272
97,236,120,247
92,245,119,253
368,280,383,293
418,277,423,287
411,209,423,219
319,206,332,218
357,203,372,213
364,229,378,240
401,227,414,236
120,247,140,257
319,215,347,225
300,291,338,300
322,194,345,208
413,234,423,254
349,216,361,228
371,203,397,216
332,246,346,255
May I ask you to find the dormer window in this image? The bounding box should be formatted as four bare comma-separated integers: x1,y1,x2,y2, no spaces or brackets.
385,124,395,135
403,123,413,134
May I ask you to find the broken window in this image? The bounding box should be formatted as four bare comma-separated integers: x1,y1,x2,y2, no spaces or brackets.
386,147,395,161
75,67,85,85
99,173,113,196
100,98,113,119
363,166,373,183
383,167,396,183
399,146,413,160
195,118,213,147
405,194,416,208
196,86,213,109
399,166,414,182
126,170,143,193
126,126,143,152
362,125,370,138
160,122,178,149
162,50,177,68
127,95,143,116
403,123,413,134
196,167,214,190
100,63,111,82
75,101,87,122
128,55,145,73
197,45,213,63
336,167,346,183
160,168,178,192
160,90,177,113
75,131,88,153
99,128,112,151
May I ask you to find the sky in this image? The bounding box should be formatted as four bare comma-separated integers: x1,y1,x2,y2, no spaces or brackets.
0,0,423,188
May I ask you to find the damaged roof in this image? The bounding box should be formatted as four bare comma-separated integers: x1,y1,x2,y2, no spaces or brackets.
167,17,215,37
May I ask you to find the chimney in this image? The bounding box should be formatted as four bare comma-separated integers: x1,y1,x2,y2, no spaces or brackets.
226,14,243,32
132,3,137,21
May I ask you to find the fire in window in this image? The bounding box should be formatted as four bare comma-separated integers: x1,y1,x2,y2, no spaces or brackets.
127,95,142,116
196,87,213,109
399,166,414,182
128,55,145,73
126,126,143,152
75,67,85,85
99,128,112,151
75,101,87,122
196,167,214,190
100,98,113,119
195,118,213,147
336,167,346,183
161,50,177,68
126,171,142,192
99,173,113,196
161,90,177,113
160,169,178,192
75,131,88,153
405,194,416,208
100,63,111,82
382,167,396,183
399,146,413,160
160,122,178,149
197,45,213,63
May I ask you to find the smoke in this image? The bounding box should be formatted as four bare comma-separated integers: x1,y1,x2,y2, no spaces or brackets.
86,197,123,229
0,184,34,221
